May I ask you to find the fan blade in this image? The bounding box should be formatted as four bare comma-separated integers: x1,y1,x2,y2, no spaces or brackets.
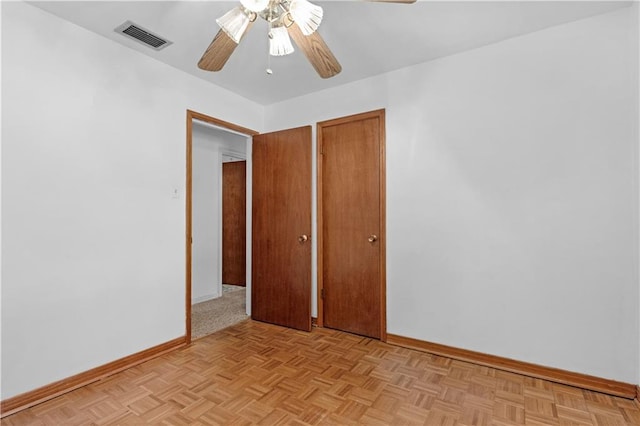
198,30,236,71
198,21,255,72
287,24,341,79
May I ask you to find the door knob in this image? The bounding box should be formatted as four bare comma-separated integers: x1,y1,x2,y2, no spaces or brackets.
368,234,378,243
298,234,309,243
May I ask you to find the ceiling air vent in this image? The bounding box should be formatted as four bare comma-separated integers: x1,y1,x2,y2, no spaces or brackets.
114,21,172,51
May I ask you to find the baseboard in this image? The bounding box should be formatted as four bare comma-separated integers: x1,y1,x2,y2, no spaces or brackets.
0,336,187,418
386,334,636,399
192,293,220,304
312,316,318,327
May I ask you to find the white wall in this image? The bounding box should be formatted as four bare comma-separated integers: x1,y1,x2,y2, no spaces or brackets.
1,2,263,399
265,6,639,383
191,123,246,303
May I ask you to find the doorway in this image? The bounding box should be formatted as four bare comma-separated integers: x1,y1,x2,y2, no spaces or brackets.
186,110,258,343
316,109,387,340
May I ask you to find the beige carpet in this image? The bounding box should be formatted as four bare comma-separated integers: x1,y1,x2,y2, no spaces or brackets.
192,285,249,339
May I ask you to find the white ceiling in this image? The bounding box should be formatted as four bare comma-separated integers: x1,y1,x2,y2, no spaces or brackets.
30,1,630,105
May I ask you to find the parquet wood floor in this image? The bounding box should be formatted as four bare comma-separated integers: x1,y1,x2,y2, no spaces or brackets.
4,320,639,425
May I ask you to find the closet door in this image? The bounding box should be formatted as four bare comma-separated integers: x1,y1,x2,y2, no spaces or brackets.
318,110,386,339
252,126,312,331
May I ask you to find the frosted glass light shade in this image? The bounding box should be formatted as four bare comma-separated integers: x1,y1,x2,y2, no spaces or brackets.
269,26,294,56
216,7,252,43
240,0,270,13
289,0,323,35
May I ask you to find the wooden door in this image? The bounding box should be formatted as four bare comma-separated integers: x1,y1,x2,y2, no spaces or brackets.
318,110,386,339
222,161,246,286
252,126,312,331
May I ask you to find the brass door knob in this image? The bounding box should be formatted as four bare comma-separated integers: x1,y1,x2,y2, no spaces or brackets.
298,234,309,243
368,234,378,243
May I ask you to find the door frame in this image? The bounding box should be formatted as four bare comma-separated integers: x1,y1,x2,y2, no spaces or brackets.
186,110,258,343
316,109,387,340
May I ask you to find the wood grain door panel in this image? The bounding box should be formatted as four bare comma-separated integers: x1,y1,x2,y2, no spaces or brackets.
319,111,385,339
252,126,312,332
222,161,246,286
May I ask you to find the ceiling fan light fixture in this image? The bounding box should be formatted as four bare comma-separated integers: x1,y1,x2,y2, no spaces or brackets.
240,0,271,13
216,7,255,43
269,26,294,56
289,0,323,35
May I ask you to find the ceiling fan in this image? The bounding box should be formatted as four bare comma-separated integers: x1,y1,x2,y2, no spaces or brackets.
197,0,415,79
